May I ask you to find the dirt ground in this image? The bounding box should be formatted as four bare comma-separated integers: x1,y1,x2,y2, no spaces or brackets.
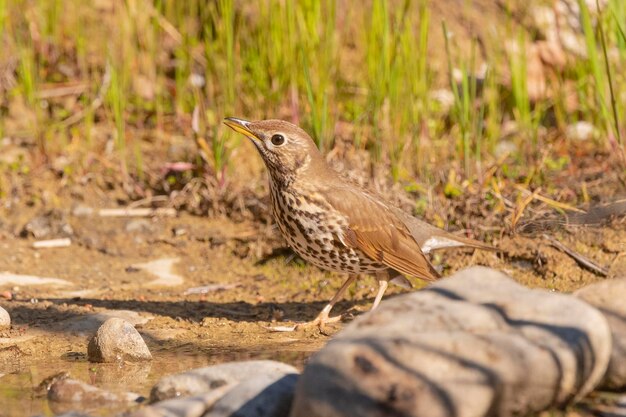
0,184,624,415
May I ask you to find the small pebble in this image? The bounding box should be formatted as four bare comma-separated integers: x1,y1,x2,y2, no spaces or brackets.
0,306,10,328
125,219,153,233
173,227,187,237
87,317,152,363
48,375,142,404
72,204,94,217
566,121,597,142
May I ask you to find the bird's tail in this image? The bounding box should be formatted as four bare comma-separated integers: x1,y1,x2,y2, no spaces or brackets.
421,232,499,254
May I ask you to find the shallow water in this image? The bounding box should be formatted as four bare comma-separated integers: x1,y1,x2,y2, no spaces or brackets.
1,349,311,417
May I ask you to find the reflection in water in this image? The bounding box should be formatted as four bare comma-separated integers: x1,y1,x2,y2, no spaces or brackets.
1,349,312,417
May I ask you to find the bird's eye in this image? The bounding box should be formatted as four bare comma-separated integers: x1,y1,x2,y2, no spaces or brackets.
270,134,285,146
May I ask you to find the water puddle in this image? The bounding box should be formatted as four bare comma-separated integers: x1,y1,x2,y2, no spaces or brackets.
0,349,311,416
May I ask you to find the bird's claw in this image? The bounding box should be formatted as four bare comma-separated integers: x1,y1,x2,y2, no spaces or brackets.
294,313,342,332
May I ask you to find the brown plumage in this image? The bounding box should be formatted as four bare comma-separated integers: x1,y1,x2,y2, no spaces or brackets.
224,117,496,327
323,185,441,280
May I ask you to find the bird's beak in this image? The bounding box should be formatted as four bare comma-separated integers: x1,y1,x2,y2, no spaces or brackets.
223,117,260,143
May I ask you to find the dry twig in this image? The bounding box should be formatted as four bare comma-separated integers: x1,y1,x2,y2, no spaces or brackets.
543,234,609,277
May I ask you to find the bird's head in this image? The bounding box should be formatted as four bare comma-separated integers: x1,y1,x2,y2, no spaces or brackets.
224,117,326,185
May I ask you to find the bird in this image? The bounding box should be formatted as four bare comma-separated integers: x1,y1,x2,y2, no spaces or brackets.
224,117,496,328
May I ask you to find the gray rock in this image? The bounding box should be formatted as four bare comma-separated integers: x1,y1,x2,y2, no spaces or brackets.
575,278,626,389
0,306,10,328
87,317,152,363
22,214,53,238
566,121,598,142
130,383,235,417
150,360,298,402
133,371,297,417
21,210,73,239
126,219,154,233
291,267,612,417
71,204,94,217
48,375,142,404
206,373,297,417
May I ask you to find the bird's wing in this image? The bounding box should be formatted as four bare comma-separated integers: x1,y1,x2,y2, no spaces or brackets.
323,186,440,281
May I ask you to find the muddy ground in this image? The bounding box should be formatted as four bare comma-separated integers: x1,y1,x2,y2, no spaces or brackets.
0,185,624,416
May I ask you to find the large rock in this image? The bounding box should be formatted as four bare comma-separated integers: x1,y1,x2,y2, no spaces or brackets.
150,360,297,402
0,306,10,329
87,317,152,363
291,267,612,417
575,277,626,389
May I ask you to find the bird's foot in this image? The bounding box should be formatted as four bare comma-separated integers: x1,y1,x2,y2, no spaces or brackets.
263,314,341,333
263,303,345,333
294,310,342,333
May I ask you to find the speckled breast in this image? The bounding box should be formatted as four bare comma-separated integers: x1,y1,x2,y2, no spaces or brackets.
269,184,387,274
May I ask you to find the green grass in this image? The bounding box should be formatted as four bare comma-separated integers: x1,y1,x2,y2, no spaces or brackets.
596,0,622,147
0,0,624,189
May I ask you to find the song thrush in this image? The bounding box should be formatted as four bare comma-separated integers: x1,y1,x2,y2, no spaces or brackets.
224,117,495,327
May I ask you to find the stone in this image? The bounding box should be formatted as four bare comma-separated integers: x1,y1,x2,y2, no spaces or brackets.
125,219,154,233
291,267,612,417
0,306,10,329
206,373,297,417
130,383,235,417
87,317,152,363
72,204,94,217
21,210,73,239
48,375,142,404
575,278,626,389
566,121,597,142
150,360,298,402
134,371,297,417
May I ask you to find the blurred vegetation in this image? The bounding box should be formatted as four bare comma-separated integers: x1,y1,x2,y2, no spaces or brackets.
0,0,624,211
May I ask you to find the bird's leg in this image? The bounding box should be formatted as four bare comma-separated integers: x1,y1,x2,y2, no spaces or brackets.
371,271,390,310
300,274,357,329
